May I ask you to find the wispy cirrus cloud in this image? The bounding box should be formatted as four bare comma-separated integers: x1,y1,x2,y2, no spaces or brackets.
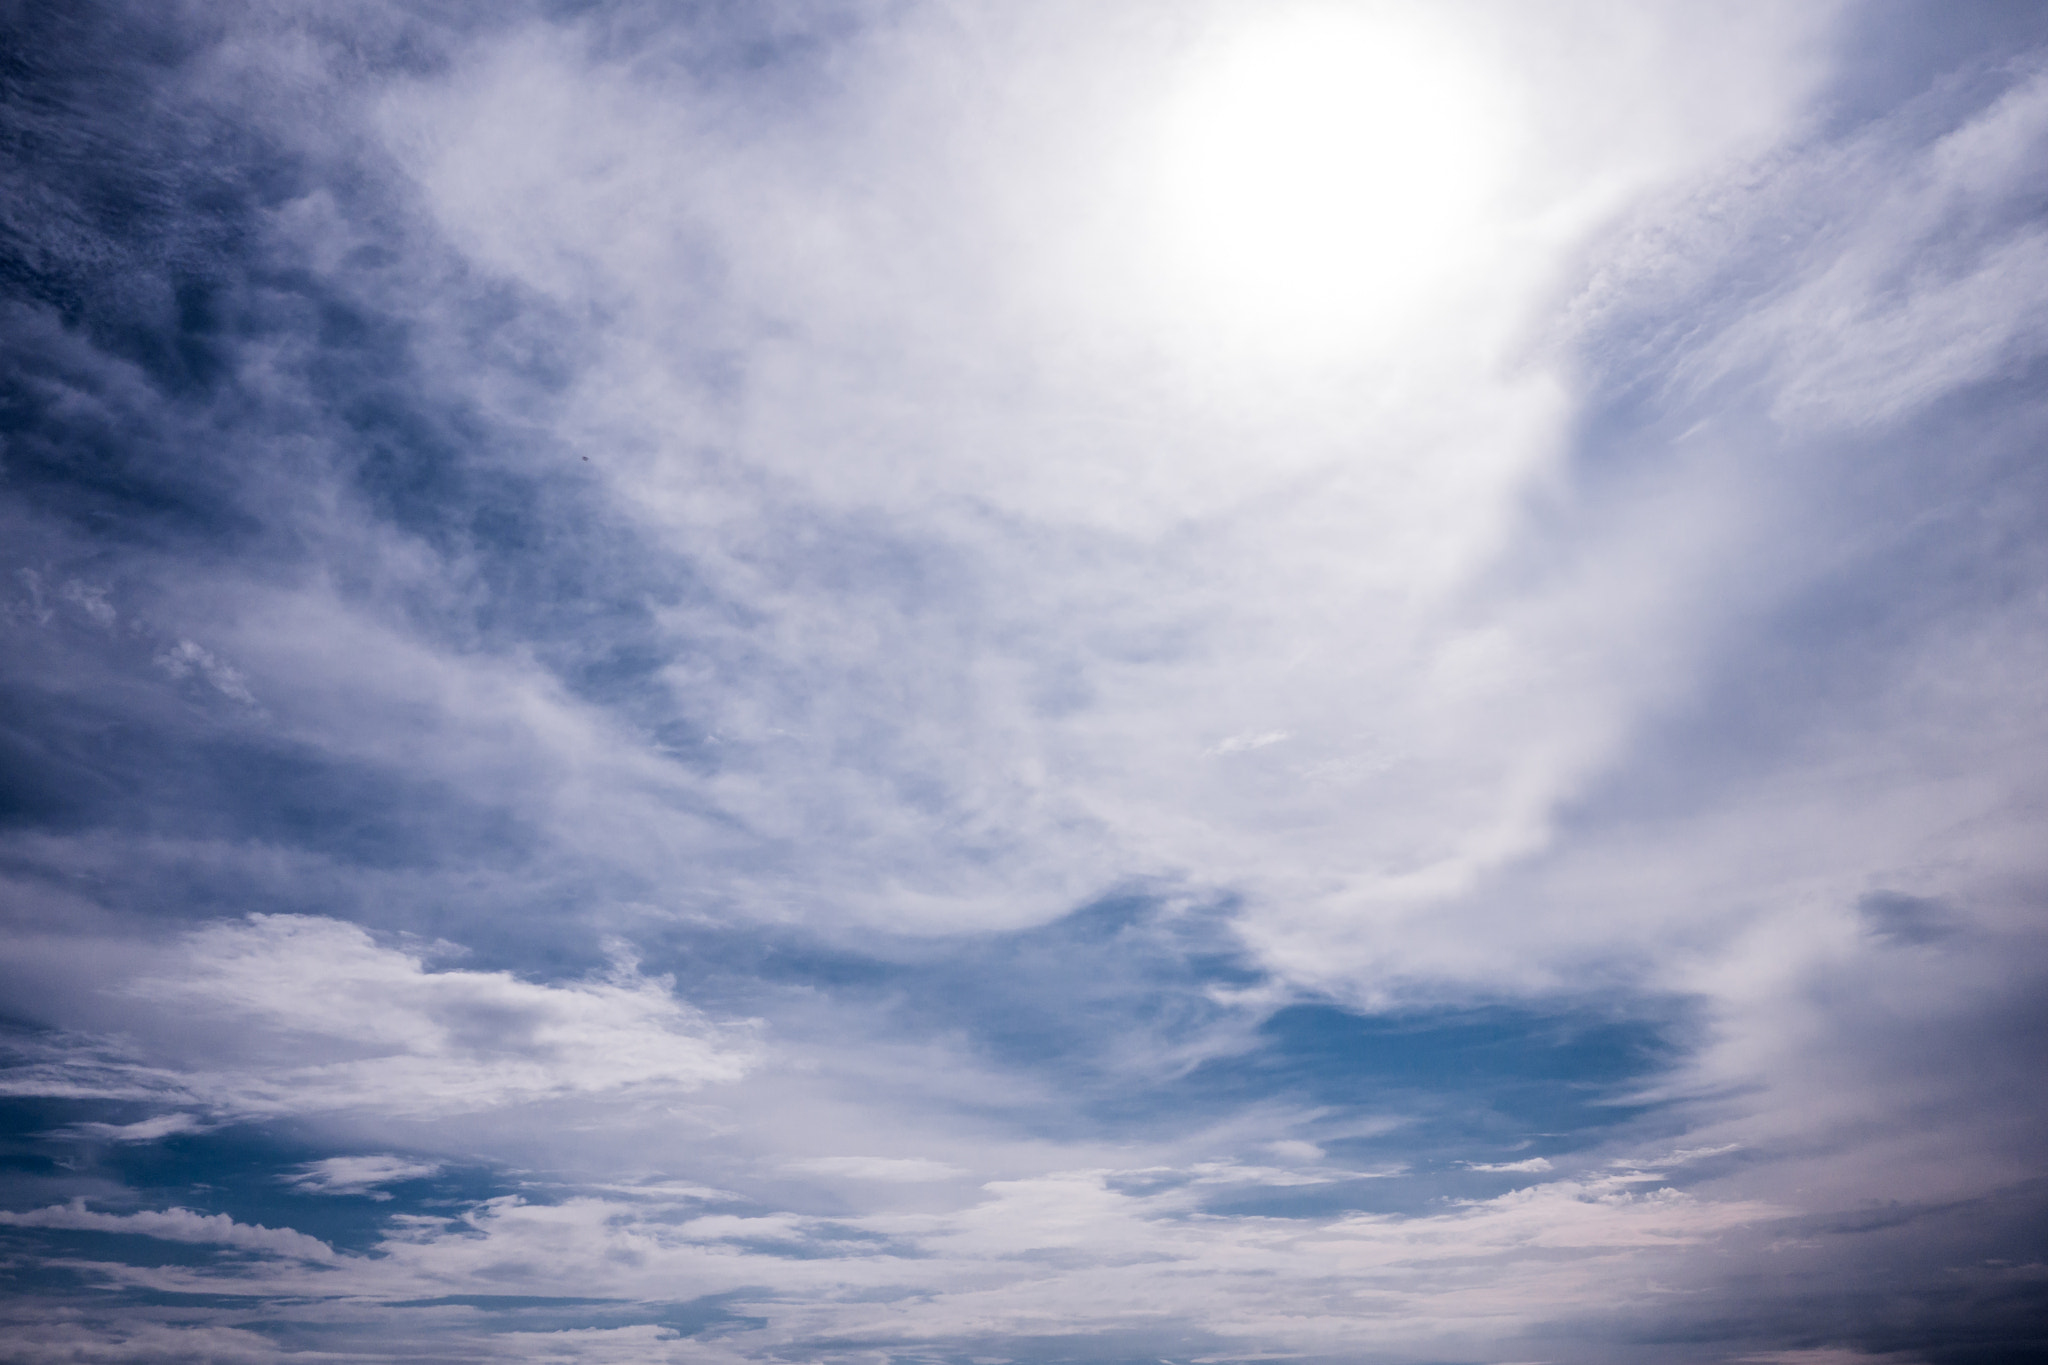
3,1,2048,1361
286,1154,444,1197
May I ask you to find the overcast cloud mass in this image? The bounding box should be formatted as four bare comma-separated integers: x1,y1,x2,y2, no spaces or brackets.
3,1,2048,1361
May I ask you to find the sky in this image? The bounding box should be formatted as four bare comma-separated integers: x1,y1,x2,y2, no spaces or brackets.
3,1,2048,1361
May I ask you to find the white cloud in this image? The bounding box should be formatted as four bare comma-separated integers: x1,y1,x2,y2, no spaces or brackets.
287,1154,444,1197
152,639,255,705
783,1156,967,1182
482,1325,709,1364
1206,731,1289,757
0,1320,287,1365
0,1199,335,1262
58,579,116,628
1684,66,2048,429
62,1113,208,1143
3,2,2046,1360
17,1155,1790,1361
344,0,1839,956
182,1164,1782,1360
1464,1157,1555,1173
70,915,758,1120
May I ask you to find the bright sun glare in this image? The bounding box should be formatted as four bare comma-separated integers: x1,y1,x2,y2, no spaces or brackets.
1146,7,1508,354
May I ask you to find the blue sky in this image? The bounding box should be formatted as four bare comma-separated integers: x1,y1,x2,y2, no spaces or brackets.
3,2,2048,1361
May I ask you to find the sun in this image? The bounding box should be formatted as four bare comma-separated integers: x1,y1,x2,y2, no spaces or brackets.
1141,5,1509,355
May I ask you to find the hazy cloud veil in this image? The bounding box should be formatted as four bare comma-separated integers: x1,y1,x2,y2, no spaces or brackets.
3,1,2047,1361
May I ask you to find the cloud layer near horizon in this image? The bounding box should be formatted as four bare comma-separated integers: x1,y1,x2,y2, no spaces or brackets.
4,2,2047,1361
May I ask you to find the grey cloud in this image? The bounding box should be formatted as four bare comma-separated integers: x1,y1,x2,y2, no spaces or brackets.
1858,890,1960,946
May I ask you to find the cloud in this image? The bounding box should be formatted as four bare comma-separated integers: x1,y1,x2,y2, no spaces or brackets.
1701,65,2048,430
9,1160,1785,1359
0,1320,288,1365
287,1154,444,1197
1206,731,1289,757
13,915,755,1120
1856,891,1958,946
60,1112,209,1143
2,1,2048,1362
0,1199,335,1262
282,1165,1787,1359
1464,1157,1555,1173
152,639,256,705
783,1156,967,1182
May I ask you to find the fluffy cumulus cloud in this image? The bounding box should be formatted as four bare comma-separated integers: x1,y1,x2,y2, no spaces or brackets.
3,1,2046,1362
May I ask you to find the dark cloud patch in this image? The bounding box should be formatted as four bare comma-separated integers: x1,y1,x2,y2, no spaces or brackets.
1566,1179,2048,1365
1858,889,1961,945
0,672,529,867
0,1225,237,1274
1819,0,2048,138
0,1,278,349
